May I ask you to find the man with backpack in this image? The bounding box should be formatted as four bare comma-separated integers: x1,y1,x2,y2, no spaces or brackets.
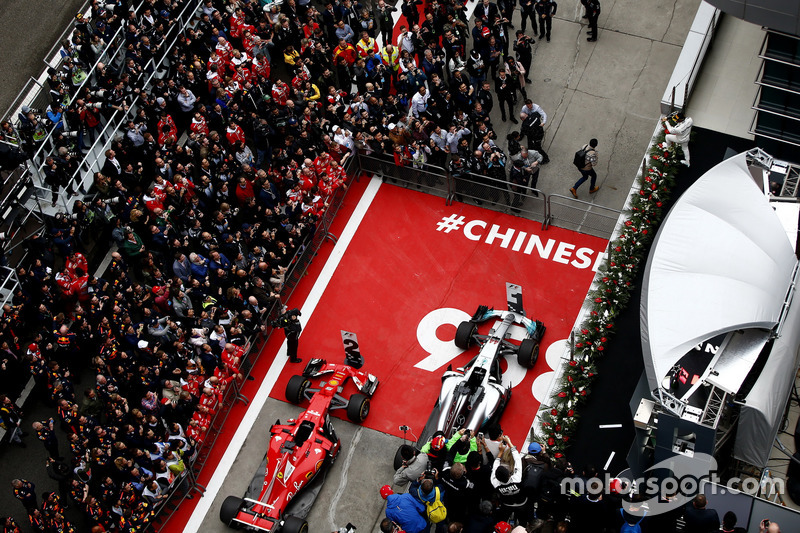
410,478,448,531
570,138,599,198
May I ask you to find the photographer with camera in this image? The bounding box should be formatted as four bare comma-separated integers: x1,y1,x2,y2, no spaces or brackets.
271,307,303,363
394,443,431,489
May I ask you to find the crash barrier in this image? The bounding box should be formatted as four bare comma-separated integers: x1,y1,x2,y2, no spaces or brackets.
544,194,622,240
146,156,359,531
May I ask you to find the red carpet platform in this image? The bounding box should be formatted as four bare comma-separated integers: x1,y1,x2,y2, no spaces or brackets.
270,182,607,445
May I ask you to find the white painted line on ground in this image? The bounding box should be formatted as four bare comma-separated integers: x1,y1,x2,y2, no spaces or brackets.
599,424,622,429
604,451,615,471
183,176,383,533
327,426,364,530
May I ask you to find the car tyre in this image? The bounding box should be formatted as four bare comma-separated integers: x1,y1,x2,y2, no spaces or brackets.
455,321,477,349
285,375,311,404
220,495,243,528
517,339,540,368
282,515,308,533
346,393,370,422
393,445,406,470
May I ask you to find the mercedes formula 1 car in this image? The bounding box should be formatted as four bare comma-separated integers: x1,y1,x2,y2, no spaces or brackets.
435,283,545,439
220,332,378,532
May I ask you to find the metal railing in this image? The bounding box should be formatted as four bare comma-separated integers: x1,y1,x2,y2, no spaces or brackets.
544,194,622,239
357,151,615,238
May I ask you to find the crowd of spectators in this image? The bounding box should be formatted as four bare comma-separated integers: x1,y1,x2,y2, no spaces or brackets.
0,0,560,529
385,426,770,533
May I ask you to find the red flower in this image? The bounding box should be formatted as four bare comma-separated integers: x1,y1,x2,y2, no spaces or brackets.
580,390,587,396
575,342,583,348
569,361,577,367
555,425,562,432
594,297,603,303
656,201,662,207
598,346,604,351
563,436,570,442
567,409,575,417
567,376,573,382
551,409,558,416
554,452,564,458
548,437,555,446
600,337,607,343
606,323,614,329
558,392,567,398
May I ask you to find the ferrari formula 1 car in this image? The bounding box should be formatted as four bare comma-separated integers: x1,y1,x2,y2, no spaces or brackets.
220,332,378,532
435,283,545,438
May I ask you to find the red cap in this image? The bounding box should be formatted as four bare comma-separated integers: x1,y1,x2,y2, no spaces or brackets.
430,435,446,451
379,485,393,499
495,522,512,533
28,343,38,351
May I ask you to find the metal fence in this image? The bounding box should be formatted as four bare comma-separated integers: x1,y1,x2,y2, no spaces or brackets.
544,194,622,239
356,151,614,236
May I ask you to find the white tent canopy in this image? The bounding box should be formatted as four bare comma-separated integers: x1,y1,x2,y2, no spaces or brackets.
640,152,797,394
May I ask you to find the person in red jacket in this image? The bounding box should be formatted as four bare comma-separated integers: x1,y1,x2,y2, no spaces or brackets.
333,39,357,66
65,251,88,279
190,112,209,136
157,111,177,147
225,121,246,146
271,79,290,106
234,175,255,205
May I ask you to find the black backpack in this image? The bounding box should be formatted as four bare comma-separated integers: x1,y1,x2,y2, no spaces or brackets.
573,146,588,169
522,463,545,499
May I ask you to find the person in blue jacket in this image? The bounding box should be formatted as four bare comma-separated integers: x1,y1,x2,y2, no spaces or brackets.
380,485,428,533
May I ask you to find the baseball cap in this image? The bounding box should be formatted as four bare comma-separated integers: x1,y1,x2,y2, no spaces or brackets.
379,485,393,499
495,522,512,533
430,435,446,451
527,442,542,454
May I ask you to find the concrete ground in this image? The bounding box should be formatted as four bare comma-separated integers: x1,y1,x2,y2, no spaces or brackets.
0,0,705,531
0,0,88,116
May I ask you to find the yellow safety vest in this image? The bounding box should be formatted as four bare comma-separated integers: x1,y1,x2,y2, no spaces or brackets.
381,46,400,71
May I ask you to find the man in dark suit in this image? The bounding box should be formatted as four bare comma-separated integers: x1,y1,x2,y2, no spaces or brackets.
101,148,122,180
476,0,500,24
494,68,517,123
683,494,720,533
